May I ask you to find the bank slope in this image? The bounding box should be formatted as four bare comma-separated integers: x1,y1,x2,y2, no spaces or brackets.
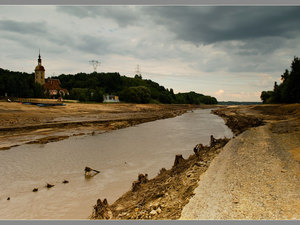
180,106,300,220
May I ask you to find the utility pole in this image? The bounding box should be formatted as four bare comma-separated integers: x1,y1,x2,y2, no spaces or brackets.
89,60,100,72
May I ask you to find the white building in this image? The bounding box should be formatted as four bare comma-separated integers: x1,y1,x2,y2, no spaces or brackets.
103,95,120,103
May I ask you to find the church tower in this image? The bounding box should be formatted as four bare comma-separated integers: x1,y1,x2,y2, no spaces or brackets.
34,50,45,85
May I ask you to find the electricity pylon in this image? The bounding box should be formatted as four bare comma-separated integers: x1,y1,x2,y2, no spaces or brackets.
89,60,100,72
135,64,141,76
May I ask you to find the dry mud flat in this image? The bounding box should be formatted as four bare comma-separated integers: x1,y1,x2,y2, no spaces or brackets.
0,101,204,150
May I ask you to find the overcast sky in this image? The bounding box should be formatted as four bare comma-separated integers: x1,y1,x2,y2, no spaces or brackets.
0,6,299,101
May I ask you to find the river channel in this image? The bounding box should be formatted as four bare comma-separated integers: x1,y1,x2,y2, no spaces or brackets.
0,109,233,219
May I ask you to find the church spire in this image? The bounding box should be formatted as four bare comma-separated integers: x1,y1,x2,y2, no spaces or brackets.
38,49,42,65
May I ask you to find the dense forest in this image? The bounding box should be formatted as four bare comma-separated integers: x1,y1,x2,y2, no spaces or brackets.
0,68,44,98
261,57,300,104
0,69,217,105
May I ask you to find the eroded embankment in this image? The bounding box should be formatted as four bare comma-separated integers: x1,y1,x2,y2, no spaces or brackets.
212,107,264,135
180,104,300,220
91,136,230,220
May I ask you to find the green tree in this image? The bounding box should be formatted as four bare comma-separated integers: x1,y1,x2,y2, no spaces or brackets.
260,91,273,103
120,86,151,103
261,56,300,103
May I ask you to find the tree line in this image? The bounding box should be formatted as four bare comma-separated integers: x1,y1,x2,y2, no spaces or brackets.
261,57,300,104
0,68,217,104
0,68,44,98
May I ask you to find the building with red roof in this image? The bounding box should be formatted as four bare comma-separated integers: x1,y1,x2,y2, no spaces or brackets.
34,52,69,98
44,78,69,97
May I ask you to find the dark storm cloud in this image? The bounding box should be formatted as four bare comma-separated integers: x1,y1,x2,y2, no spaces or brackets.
236,37,285,56
55,6,300,58
56,6,139,27
0,19,47,35
143,6,300,45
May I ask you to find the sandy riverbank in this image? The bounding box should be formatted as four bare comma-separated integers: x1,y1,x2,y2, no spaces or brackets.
0,101,211,150
91,104,300,220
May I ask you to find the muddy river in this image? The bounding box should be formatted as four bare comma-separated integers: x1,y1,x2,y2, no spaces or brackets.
0,109,233,219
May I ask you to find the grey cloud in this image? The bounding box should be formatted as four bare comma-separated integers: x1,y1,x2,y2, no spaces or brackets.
142,6,300,45
56,6,139,27
56,6,300,65
1,33,36,49
0,19,47,35
138,6,300,74
76,35,111,55
0,19,76,54
47,32,76,49
235,37,285,56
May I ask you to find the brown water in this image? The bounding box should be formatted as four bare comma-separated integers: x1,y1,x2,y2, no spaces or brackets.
0,109,233,219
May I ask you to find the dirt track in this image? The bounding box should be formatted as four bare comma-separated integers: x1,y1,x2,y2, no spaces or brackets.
181,104,300,219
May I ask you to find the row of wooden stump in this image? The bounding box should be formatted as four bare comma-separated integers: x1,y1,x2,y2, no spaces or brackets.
7,167,101,201
93,135,230,219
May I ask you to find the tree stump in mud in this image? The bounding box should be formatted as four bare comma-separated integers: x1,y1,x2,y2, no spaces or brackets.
193,144,204,157
93,198,112,219
159,167,167,175
138,173,148,184
173,154,185,167
210,135,216,147
103,198,108,205
46,183,55,188
132,173,148,192
132,181,140,192
85,166,100,177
